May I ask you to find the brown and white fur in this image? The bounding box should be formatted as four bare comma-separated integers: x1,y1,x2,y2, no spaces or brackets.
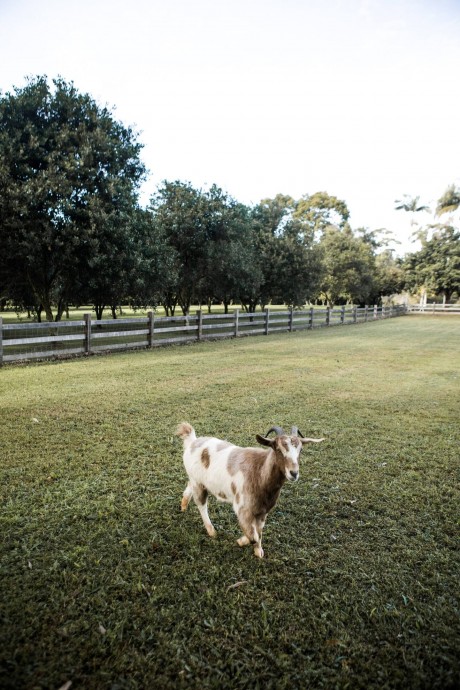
177,422,324,558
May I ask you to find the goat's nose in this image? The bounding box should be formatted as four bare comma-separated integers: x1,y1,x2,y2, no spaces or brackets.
290,470,298,480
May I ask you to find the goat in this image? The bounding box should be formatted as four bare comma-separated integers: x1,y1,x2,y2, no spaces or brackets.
177,422,324,558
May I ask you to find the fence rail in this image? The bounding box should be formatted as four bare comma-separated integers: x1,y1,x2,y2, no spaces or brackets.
0,305,408,365
407,304,460,314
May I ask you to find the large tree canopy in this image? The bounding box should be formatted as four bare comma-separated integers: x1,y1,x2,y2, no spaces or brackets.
0,76,145,320
294,191,350,238
149,183,264,315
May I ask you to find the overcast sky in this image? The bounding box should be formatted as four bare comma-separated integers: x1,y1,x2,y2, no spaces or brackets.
1,0,459,253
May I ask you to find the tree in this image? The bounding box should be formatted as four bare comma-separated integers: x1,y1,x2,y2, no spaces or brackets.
149,182,266,315
149,181,211,315
268,230,323,308
294,191,350,238
253,194,296,235
75,204,135,320
249,194,324,309
372,250,406,304
394,195,430,213
249,196,293,309
394,194,433,247
397,186,460,303
403,226,460,303
436,184,460,216
201,191,258,313
0,76,145,321
76,207,176,319
127,208,179,314
319,226,376,306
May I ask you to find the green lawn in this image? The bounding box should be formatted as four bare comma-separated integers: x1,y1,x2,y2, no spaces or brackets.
0,303,291,324
1,316,459,689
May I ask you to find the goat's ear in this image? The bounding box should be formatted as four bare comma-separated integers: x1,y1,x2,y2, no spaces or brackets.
256,434,275,447
300,437,325,445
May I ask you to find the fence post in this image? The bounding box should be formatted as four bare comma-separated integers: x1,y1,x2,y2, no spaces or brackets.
148,311,155,347
234,308,239,338
84,313,92,355
353,306,357,323
289,307,294,332
197,309,203,341
326,308,331,326
310,307,314,329
364,305,369,322
0,317,3,366
374,304,378,320
340,306,345,324
264,308,269,335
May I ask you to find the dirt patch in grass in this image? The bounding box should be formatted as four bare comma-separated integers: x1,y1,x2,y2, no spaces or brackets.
1,317,459,689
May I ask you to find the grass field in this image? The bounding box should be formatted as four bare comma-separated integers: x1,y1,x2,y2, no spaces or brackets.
1,316,459,689
0,303,289,324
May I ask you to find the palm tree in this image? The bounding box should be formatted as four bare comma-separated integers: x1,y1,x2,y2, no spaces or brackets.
436,184,460,216
394,195,430,213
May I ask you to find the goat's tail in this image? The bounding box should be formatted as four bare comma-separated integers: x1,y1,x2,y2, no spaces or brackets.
176,422,196,447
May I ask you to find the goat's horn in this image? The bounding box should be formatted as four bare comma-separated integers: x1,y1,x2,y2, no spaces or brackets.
291,426,305,437
265,426,285,436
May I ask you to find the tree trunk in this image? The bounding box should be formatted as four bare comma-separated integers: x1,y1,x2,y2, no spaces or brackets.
35,305,43,323
44,305,54,322
37,288,55,322
94,304,105,320
55,297,66,322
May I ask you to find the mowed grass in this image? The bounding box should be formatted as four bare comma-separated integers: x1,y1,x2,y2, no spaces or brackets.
1,316,459,690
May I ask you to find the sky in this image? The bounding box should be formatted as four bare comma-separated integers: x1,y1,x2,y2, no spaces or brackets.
1,0,459,254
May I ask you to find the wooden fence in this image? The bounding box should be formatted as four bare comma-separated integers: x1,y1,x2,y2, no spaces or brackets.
0,305,407,365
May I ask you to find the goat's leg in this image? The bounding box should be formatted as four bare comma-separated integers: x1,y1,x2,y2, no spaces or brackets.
253,518,266,559
193,484,216,538
236,508,252,547
237,510,265,558
181,483,193,512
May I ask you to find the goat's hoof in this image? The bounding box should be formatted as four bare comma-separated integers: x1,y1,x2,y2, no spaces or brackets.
180,499,189,512
254,547,264,558
206,526,217,538
237,536,250,547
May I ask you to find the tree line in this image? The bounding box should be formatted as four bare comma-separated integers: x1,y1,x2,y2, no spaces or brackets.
395,192,460,304
1,77,458,321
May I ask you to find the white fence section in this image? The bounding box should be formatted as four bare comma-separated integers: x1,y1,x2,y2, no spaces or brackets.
0,305,408,365
408,304,460,314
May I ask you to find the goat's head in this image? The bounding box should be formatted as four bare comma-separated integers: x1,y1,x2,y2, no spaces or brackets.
256,426,325,482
